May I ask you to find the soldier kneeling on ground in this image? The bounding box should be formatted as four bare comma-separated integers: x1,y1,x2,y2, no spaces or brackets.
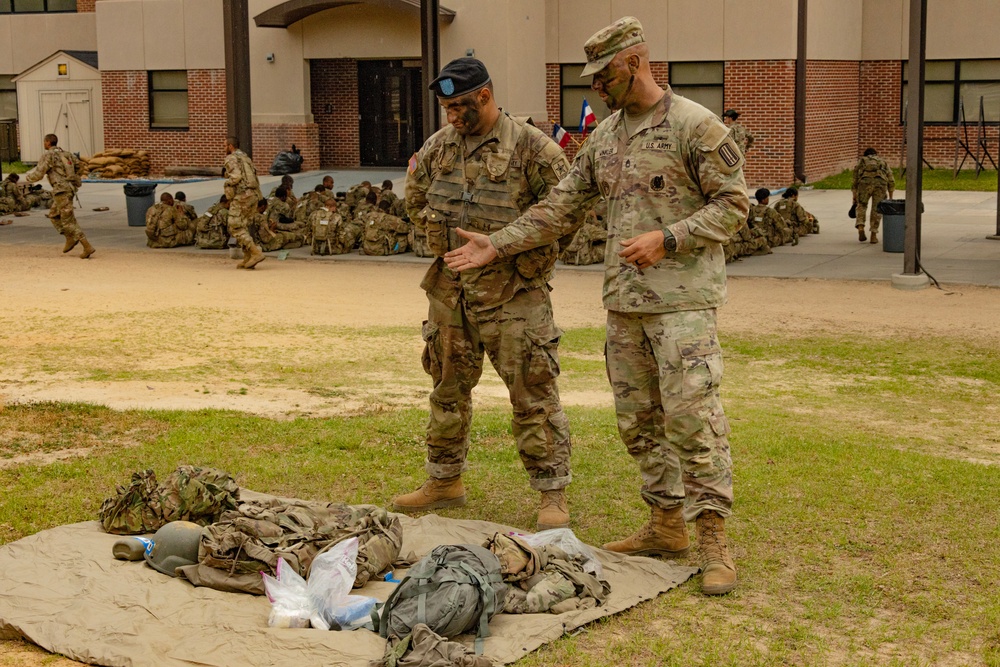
146,192,195,248
195,195,231,249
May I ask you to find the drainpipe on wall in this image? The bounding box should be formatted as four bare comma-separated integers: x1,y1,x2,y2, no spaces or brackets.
793,0,807,184
421,0,441,142
224,0,253,158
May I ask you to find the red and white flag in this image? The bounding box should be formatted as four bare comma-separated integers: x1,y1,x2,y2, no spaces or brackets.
551,123,571,149
579,99,597,136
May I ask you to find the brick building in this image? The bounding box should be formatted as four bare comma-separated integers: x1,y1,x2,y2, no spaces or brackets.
2,0,999,186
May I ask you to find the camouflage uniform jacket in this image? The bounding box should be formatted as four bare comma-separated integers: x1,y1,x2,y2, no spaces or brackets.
176,202,197,221
223,149,261,203
267,197,293,226
379,189,407,218
852,154,893,191
0,180,28,208
24,147,83,195
145,202,189,245
748,202,787,236
774,198,809,227
491,89,749,314
405,110,570,311
727,122,754,155
267,186,298,209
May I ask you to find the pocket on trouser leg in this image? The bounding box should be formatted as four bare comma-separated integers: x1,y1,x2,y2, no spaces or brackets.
420,320,440,377
524,327,563,387
677,335,724,400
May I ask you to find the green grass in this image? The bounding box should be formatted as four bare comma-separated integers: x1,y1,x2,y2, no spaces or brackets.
809,167,998,192
1,161,29,175
2,327,999,665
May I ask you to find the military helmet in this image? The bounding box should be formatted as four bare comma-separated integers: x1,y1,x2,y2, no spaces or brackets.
144,520,203,577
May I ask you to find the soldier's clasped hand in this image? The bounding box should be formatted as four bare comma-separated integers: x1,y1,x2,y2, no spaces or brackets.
618,230,668,270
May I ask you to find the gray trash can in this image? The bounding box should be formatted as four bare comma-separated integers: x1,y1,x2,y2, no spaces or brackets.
876,199,906,253
124,183,157,227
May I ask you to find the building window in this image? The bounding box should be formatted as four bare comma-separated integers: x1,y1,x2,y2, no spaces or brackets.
669,62,724,116
0,76,16,121
902,59,1000,124
149,70,189,130
560,64,610,130
0,0,77,12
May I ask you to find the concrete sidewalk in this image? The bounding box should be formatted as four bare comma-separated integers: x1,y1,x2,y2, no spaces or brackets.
2,170,999,287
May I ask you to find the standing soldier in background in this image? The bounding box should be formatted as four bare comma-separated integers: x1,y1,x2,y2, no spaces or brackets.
393,57,575,531
722,109,754,157
444,18,748,595
223,136,265,269
852,147,894,244
23,134,95,259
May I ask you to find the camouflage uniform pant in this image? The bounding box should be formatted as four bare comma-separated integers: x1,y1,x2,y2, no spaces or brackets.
49,192,85,242
227,193,262,256
421,287,572,491
605,308,734,521
856,180,888,234
0,196,16,214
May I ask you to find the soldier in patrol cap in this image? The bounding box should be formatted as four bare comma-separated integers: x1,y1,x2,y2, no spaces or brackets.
393,57,575,532
444,16,749,595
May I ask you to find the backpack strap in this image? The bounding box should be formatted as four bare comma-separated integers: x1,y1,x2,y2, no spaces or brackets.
456,558,503,654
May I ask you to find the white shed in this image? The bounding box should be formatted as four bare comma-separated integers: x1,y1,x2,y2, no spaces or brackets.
14,50,104,163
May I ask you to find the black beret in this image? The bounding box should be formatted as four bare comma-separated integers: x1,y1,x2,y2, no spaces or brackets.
429,57,491,99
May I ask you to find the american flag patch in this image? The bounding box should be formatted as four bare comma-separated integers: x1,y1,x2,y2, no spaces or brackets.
407,153,418,174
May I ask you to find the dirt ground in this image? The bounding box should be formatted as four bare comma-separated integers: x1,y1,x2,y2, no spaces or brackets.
1,244,998,419
1,245,998,665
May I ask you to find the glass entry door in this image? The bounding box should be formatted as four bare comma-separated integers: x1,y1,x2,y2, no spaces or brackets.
358,60,424,167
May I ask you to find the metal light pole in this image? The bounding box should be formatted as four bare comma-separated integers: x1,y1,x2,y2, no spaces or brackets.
793,0,807,184
902,0,927,278
223,0,253,157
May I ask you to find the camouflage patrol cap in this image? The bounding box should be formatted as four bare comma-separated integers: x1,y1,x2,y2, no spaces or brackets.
581,16,645,77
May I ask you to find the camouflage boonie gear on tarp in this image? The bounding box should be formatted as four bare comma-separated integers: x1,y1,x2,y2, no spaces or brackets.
99,466,240,535
484,532,609,614
179,499,402,595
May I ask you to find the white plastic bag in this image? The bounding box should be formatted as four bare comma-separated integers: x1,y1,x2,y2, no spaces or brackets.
519,528,604,579
307,537,359,630
262,557,311,628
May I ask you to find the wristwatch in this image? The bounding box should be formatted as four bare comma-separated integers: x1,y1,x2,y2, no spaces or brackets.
662,230,677,252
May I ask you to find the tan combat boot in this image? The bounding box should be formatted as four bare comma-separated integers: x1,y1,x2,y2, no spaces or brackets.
536,490,570,531
602,505,690,557
857,227,867,242
696,510,737,595
62,234,79,253
392,477,466,512
243,247,266,269
870,230,878,244
79,237,96,259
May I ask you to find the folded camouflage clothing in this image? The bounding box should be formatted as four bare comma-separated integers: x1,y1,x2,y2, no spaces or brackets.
484,532,610,614
98,466,240,535
178,498,403,595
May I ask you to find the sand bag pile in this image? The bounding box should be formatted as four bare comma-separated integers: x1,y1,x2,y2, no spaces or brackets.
82,149,151,179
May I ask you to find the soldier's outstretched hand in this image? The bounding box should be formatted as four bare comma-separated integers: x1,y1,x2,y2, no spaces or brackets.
444,228,498,271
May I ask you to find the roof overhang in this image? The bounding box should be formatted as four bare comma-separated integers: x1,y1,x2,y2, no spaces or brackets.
253,0,455,29
13,50,99,83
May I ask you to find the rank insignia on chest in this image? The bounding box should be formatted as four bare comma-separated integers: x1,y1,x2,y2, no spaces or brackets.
650,175,665,191
510,158,521,169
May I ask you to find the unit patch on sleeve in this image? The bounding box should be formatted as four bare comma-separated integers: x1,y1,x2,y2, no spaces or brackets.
718,142,741,168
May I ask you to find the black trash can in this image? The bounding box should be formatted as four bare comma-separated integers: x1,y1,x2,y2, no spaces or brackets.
124,183,157,227
876,198,906,253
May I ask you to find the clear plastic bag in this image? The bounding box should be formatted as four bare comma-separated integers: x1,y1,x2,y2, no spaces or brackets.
262,557,311,628
518,528,603,579
307,537,360,630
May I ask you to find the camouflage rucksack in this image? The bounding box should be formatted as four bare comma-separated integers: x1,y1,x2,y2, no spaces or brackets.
378,544,506,652
99,466,240,535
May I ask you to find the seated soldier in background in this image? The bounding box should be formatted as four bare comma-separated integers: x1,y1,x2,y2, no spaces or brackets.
723,211,771,263
195,195,231,249
311,194,353,255
321,174,334,192
262,186,306,250
377,179,407,219
353,188,379,223
174,191,197,223
774,186,819,236
146,192,194,248
294,184,327,225
344,180,371,216
751,187,796,248
249,197,281,251
0,174,30,213
268,174,298,209
361,198,410,256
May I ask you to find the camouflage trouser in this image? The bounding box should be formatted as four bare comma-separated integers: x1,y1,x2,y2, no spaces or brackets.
856,181,888,234
605,308,734,521
49,192,84,242
740,232,770,257
0,196,16,214
227,194,261,256
421,287,572,491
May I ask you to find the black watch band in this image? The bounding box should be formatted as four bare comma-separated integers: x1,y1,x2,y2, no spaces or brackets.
662,231,677,252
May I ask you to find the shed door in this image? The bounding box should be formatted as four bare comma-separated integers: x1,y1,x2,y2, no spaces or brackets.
39,90,94,157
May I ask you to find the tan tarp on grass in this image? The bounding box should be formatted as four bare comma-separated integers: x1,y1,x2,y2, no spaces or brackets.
0,510,697,666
